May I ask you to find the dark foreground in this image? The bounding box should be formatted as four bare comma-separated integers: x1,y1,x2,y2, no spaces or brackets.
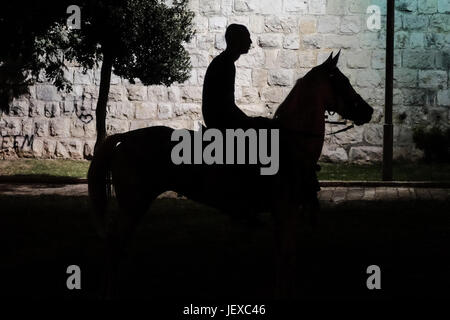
1,194,449,301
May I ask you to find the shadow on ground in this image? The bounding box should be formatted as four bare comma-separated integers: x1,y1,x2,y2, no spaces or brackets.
0,195,449,300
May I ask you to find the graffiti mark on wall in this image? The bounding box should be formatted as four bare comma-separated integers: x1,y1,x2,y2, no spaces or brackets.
75,103,94,124
0,134,34,151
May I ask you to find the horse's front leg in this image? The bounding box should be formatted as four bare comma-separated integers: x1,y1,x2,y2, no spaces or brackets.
274,200,298,299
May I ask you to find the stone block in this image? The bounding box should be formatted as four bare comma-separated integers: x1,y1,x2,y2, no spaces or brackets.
298,51,317,68
252,69,268,87
158,103,174,120
299,17,317,34
309,0,326,14
49,118,71,137
36,85,60,101
258,34,283,48
418,0,438,13
340,15,361,34
209,16,227,32
277,50,298,68
349,146,382,163
418,70,447,89
284,0,308,13
135,102,157,120
283,34,300,49
236,68,252,86
264,16,298,33
317,16,340,33
346,50,370,68
106,119,130,135
127,85,147,101
437,89,449,106
268,69,294,86
182,86,203,102
200,0,221,15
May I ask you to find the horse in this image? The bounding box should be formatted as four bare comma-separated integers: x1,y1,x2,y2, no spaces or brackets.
88,51,373,298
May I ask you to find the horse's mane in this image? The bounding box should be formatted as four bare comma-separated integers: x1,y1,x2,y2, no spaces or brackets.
274,77,307,121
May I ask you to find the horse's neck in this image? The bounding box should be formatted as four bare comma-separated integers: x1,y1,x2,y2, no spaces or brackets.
278,82,326,163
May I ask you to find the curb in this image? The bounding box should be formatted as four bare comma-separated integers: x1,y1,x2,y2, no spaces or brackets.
0,177,449,188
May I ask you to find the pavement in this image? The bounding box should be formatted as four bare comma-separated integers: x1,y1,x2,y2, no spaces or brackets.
0,182,448,203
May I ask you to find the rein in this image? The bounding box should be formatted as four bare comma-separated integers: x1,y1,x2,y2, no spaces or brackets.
325,111,354,136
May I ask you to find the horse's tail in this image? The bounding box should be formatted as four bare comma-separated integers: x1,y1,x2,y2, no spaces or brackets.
88,134,123,239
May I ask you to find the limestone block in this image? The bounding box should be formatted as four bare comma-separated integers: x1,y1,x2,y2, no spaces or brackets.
49,118,71,137
173,103,201,117
277,50,298,68
149,85,169,102
108,85,126,102
73,69,93,85
437,89,449,106
33,119,49,137
321,146,349,162
418,0,438,13
284,0,308,13
356,70,382,88
193,15,208,33
157,103,174,120
70,121,85,138
309,0,326,15
298,51,317,68
214,33,226,50
236,68,252,86
258,34,283,48
394,68,418,88
346,50,370,68
44,102,60,118
182,86,202,102
106,119,130,135
418,70,447,89
200,0,221,15
209,16,227,32
264,16,298,33
56,139,83,159
299,17,317,34
317,16,340,33
252,69,268,87
249,15,265,33
349,146,382,163
127,85,147,101
261,86,288,103
36,85,60,101
438,0,450,13
340,15,361,34
268,69,294,86
283,34,300,49
135,102,157,120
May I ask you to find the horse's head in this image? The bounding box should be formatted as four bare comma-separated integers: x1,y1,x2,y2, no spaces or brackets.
306,51,373,126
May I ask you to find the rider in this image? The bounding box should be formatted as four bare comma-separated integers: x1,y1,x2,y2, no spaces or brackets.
202,24,253,129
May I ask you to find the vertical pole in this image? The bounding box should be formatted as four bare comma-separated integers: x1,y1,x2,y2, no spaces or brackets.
383,0,395,181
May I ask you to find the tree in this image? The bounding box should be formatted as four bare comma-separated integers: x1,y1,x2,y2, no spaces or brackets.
0,1,74,114
65,0,195,152
1,0,195,154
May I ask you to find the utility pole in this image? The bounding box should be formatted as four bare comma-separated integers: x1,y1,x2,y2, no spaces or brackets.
383,0,395,181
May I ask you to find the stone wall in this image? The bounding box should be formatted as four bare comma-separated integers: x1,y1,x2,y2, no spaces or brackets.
1,0,449,162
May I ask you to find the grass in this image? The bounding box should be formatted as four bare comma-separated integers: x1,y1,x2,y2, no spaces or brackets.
0,159,449,181
1,195,449,299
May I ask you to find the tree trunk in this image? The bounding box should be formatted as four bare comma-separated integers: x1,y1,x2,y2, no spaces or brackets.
93,49,113,155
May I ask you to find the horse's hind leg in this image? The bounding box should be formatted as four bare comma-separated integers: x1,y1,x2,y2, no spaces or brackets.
103,186,156,299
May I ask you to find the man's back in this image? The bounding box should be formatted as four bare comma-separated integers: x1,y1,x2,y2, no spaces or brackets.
202,51,248,129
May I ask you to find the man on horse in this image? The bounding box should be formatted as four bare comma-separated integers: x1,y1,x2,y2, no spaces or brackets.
202,24,267,130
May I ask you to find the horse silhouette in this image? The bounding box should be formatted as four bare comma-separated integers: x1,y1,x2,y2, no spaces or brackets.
88,51,373,298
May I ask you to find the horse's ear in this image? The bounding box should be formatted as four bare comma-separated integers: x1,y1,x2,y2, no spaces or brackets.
331,50,341,67
324,52,333,66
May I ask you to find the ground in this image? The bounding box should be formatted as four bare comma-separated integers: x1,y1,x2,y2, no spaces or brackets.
1,190,449,300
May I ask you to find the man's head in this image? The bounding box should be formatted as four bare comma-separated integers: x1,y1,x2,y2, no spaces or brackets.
225,24,252,54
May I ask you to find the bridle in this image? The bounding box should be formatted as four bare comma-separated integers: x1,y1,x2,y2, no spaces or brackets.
325,110,354,136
